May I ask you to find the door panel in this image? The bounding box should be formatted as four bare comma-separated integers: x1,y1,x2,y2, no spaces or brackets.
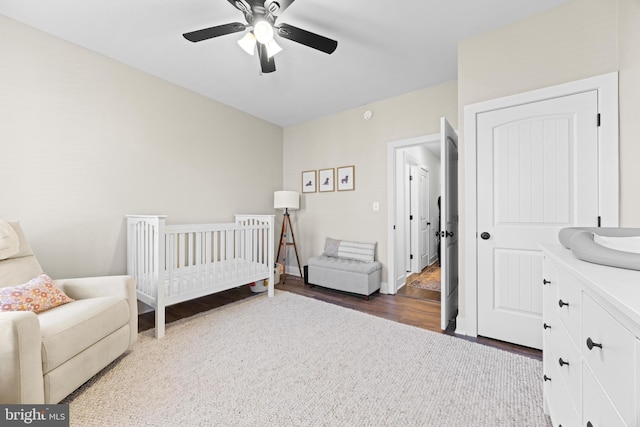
477,90,599,349
419,167,430,271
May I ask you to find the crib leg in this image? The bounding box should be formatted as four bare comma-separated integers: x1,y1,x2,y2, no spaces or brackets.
155,306,165,339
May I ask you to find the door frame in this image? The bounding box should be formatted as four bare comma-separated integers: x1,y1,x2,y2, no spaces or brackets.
458,72,619,337
386,133,440,294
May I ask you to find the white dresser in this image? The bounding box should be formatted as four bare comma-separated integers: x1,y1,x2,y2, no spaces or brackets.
542,245,640,427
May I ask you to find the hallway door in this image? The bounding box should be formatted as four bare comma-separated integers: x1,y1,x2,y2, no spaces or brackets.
440,117,458,331
418,167,430,271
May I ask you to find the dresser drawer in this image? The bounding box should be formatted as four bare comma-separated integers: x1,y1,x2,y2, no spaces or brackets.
556,269,582,346
582,364,627,427
546,316,581,416
543,345,580,427
583,293,636,426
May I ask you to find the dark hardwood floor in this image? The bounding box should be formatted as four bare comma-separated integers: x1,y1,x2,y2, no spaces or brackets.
395,284,441,302
138,275,542,361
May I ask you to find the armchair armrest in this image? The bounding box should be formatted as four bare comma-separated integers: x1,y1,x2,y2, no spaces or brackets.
0,311,45,403
55,275,138,348
55,275,135,301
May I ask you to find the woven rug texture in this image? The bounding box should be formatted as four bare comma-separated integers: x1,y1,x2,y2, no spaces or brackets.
407,262,441,292
63,291,550,426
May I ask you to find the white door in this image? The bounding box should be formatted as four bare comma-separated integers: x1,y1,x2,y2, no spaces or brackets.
393,150,407,291
477,90,599,349
405,155,417,272
440,117,458,331
419,167,430,271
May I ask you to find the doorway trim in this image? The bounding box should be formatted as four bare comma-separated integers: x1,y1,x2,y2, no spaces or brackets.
458,72,619,337
386,133,440,294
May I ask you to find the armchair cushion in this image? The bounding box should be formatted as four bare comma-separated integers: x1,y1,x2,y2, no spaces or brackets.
38,296,130,373
1,274,74,313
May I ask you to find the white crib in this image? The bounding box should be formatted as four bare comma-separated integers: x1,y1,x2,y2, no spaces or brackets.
126,214,275,338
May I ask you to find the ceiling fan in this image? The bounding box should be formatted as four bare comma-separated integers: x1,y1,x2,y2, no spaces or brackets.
183,0,338,74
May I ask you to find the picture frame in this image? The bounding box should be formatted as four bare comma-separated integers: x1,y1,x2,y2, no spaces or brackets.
301,170,317,193
318,168,335,192
337,166,355,191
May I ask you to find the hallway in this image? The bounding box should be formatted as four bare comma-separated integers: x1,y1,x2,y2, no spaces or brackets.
397,261,441,302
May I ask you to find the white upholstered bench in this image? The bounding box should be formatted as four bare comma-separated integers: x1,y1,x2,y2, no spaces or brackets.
307,238,382,300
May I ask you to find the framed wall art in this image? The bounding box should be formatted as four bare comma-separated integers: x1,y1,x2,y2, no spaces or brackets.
302,170,317,193
337,166,355,191
318,168,335,192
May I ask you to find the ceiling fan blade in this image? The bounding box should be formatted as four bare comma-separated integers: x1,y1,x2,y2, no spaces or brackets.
257,43,276,73
276,23,337,54
183,23,246,42
227,0,252,14
264,0,295,16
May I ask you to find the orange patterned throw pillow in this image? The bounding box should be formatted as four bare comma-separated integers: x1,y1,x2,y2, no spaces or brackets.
0,274,74,313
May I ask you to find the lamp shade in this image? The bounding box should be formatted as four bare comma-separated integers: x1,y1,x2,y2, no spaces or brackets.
274,191,299,210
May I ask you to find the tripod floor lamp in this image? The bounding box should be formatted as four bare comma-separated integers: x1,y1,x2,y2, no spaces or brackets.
274,190,303,283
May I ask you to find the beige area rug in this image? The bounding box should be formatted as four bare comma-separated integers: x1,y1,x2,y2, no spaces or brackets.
407,262,441,292
63,292,550,426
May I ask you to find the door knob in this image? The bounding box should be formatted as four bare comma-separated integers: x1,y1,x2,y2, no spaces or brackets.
480,232,490,240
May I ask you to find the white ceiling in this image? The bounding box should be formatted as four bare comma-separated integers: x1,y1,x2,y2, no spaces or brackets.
0,0,569,127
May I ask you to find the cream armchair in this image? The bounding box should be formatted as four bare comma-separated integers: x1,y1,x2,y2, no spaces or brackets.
0,221,137,404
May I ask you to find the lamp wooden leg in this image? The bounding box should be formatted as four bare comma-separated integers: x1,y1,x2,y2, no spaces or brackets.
277,212,304,284
285,214,304,278
277,213,289,284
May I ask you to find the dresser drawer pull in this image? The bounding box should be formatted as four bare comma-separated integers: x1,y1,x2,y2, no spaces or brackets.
586,337,603,350
558,357,570,367
543,279,551,285
558,299,569,308
543,374,552,382
543,323,551,330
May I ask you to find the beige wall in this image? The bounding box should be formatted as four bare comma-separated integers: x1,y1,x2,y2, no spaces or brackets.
0,16,283,279
456,0,626,328
618,0,640,227
282,81,458,281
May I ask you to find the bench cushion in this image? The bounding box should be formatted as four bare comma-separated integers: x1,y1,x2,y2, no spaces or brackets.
308,255,381,274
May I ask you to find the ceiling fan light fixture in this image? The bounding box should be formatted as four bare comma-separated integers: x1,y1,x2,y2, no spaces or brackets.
237,32,257,55
265,38,282,58
253,20,274,44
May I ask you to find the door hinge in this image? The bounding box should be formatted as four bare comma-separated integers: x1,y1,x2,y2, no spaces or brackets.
597,113,601,127
409,215,413,220
597,216,601,227
409,175,413,181
393,225,396,230
410,254,414,260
